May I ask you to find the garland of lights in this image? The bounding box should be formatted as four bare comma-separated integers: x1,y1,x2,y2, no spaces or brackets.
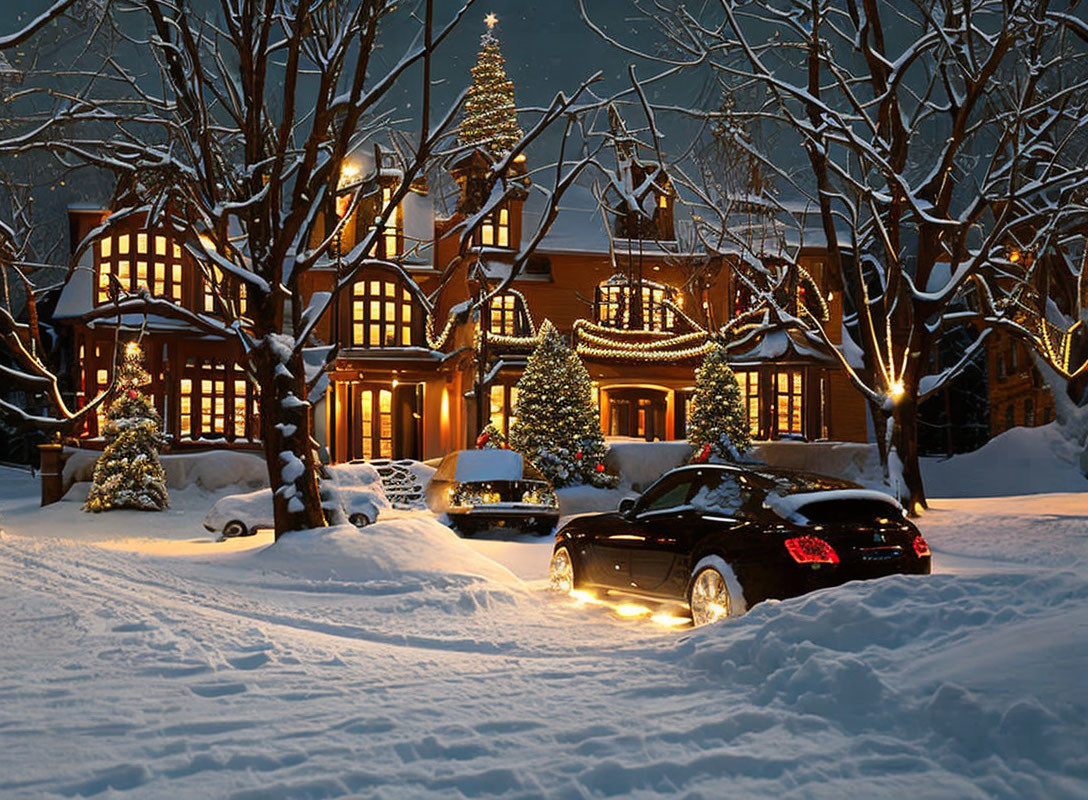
575,327,709,351
796,264,831,322
575,339,716,362
425,312,457,350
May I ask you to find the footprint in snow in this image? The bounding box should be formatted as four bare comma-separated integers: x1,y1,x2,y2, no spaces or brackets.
226,652,270,670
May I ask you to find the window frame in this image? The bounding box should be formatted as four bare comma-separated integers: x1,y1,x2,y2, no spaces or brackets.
349,278,418,348
474,203,511,248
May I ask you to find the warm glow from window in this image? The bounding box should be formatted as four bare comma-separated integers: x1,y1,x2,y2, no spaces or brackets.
351,280,415,347
477,205,511,248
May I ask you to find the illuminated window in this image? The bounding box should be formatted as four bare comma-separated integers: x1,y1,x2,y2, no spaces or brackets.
775,370,804,437
475,204,510,248
96,229,184,305
95,368,109,436
380,186,403,258
595,282,675,331
350,279,416,347
488,293,524,335
735,371,760,437
487,384,519,435
179,360,257,441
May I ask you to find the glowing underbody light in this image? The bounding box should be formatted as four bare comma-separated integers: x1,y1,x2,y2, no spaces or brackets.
566,590,690,628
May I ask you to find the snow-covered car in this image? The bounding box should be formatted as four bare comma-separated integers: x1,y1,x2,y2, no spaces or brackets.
425,449,559,536
204,462,390,538
549,464,931,625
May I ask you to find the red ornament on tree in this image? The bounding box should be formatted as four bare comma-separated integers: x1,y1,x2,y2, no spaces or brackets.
695,443,712,463
595,462,605,473
128,389,139,400
575,449,583,460
475,431,491,449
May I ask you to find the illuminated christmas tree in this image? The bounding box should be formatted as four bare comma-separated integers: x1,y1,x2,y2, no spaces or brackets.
459,14,524,157
509,322,616,488
84,342,169,512
688,342,752,461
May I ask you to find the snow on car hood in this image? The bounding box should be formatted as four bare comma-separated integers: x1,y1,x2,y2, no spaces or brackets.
763,488,903,524
453,449,524,482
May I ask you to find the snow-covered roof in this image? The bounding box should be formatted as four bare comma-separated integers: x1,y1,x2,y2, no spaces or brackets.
726,327,835,365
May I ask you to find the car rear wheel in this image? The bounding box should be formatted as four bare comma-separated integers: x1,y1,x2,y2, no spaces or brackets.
222,520,249,538
348,512,371,528
688,555,747,626
548,545,577,594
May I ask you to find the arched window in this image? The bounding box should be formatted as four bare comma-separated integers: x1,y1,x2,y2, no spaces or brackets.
349,277,419,347
595,280,676,331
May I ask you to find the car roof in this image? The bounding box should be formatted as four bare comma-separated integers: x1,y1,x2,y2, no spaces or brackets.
662,463,861,493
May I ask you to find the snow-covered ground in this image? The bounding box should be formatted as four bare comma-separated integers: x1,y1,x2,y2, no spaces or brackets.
1,431,1087,798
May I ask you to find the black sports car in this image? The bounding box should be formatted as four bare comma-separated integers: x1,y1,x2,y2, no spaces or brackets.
548,464,931,625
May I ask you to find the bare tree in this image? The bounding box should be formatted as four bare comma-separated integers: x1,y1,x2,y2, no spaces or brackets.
583,0,1088,510
0,0,604,537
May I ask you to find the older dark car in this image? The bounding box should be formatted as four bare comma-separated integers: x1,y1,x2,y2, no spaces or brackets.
548,464,930,625
426,449,559,536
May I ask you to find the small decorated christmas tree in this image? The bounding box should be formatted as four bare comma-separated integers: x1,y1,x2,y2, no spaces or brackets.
688,342,752,461
84,342,169,512
459,14,524,157
508,321,616,488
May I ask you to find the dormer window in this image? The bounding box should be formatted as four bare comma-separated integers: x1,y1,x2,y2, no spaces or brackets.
595,280,676,331
475,204,510,248
96,230,183,305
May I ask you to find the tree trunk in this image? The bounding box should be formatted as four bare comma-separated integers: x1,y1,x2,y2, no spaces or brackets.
254,337,326,540
894,390,927,515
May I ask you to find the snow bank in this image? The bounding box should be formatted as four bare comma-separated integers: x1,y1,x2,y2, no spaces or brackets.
63,448,268,492
250,514,522,591
753,440,905,494
603,439,693,490
922,423,1088,498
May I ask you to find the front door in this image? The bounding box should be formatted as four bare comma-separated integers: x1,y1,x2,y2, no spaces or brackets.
350,382,423,461
607,388,667,441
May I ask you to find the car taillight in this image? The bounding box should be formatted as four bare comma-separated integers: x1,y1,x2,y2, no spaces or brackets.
784,536,840,565
912,536,931,558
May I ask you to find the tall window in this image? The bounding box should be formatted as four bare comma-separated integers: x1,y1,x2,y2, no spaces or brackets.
475,204,510,248
375,186,403,258
775,370,804,437
97,231,183,305
178,360,258,441
351,279,416,347
488,293,525,335
735,371,761,437
489,384,519,435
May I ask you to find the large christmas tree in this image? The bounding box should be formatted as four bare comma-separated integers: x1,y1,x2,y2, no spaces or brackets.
509,322,616,488
459,15,524,157
84,342,169,512
687,342,752,461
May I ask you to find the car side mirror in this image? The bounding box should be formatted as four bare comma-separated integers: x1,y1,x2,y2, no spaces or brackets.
618,497,636,518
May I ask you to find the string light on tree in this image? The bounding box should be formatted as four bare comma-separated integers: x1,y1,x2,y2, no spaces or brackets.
459,13,524,157
508,321,617,488
687,342,752,461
